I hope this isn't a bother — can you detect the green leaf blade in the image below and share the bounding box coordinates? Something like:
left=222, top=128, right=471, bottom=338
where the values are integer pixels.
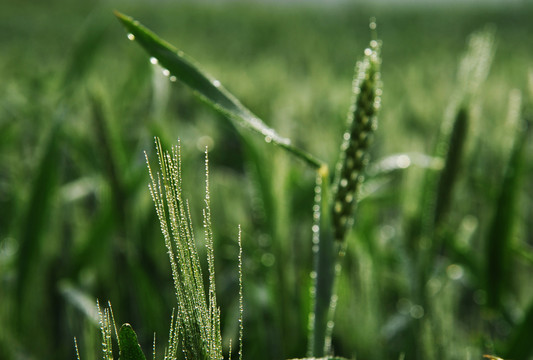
left=118, top=323, right=147, bottom=360
left=114, top=11, right=323, bottom=169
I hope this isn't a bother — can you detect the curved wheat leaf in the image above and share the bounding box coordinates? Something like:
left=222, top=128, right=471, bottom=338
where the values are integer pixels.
left=115, top=11, right=323, bottom=169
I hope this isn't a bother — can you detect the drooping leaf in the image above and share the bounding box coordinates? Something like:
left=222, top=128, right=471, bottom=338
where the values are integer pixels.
left=115, top=11, right=323, bottom=169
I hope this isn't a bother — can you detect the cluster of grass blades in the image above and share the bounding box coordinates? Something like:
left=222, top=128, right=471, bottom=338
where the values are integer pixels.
left=76, top=139, right=244, bottom=360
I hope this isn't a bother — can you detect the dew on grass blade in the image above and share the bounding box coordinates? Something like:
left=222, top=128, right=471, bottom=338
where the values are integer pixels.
left=196, top=136, right=214, bottom=152
left=396, top=298, right=411, bottom=315
left=446, top=264, right=464, bottom=280
left=169, top=75, right=177, bottom=82
left=212, top=79, right=221, bottom=88
left=261, top=253, right=275, bottom=267
left=396, top=154, right=411, bottom=168
left=410, top=305, right=424, bottom=319
left=369, top=17, right=377, bottom=30
left=127, top=33, right=135, bottom=41
left=150, top=57, right=158, bottom=65
left=162, top=69, right=170, bottom=77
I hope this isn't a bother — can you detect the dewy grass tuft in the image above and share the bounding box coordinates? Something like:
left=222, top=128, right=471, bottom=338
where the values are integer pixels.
left=146, top=137, right=243, bottom=360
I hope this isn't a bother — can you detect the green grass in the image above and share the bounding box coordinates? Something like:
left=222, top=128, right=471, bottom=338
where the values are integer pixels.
left=0, top=1, right=532, bottom=359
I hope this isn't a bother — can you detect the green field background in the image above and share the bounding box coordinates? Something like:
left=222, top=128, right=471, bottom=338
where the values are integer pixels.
left=1, top=1, right=532, bottom=359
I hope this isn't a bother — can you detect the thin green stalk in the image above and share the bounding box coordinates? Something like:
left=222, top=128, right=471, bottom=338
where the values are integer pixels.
left=308, top=165, right=335, bottom=358
left=485, top=115, right=530, bottom=310
left=433, top=106, right=469, bottom=229
left=309, top=33, right=381, bottom=357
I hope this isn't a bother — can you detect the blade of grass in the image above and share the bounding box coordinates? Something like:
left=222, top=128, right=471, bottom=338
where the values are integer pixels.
left=62, top=9, right=110, bottom=90
left=16, top=121, right=61, bottom=321
left=308, top=165, right=336, bottom=358
left=433, top=106, right=469, bottom=229
left=118, top=324, right=147, bottom=360
left=114, top=11, right=324, bottom=169
left=504, top=295, right=533, bottom=359
left=485, top=116, right=530, bottom=310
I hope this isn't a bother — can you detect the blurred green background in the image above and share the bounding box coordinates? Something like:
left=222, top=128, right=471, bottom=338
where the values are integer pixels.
left=1, top=0, right=532, bottom=359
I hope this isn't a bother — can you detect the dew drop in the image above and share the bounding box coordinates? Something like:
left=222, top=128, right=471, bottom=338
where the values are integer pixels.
left=410, top=305, right=424, bottom=319
left=346, top=157, right=354, bottom=170
left=334, top=201, right=342, bottom=214
left=150, top=57, right=158, bottom=65
left=345, top=192, right=354, bottom=204
left=396, top=154, right=411, bottom=169
left=169, top=75, right=177, bottom=82
left=369, top=17, right=377, bottom=30
left=162, top=69, right=170, bottom=77
left=127, top=33, right=135, bottom=41
left=212, top=79, right=221, bottom=88
left=264, top=136, right=272, bottom=143
left=261, top=253, right=275, bottom=267
left=446, top=264, right=464, bottom=280
left=339, top=216, right=347, bottom=227
left=340, top=178, right=348, bottom=188
left=396, top=298, right=411, bottom=314
left=364, top=48, right=372, bottom=56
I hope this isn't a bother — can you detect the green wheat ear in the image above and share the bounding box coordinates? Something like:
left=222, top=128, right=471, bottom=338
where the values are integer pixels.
left=331, top=37, right=382, bottom=243
left=146, top=137, right=243, bottom=360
